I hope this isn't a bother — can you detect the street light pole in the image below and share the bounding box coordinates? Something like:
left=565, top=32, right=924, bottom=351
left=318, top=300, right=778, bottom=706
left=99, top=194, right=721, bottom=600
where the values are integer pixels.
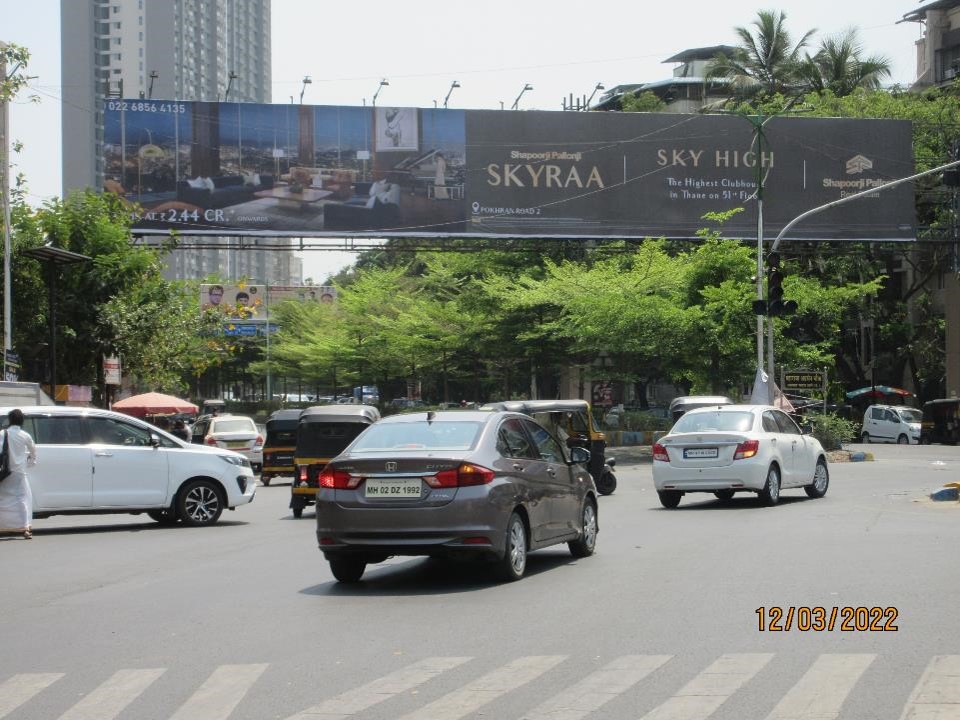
left=511, top=83, right=533, bottom=111
left=299, top=75, right=312, bottom=104
left=443, top=80, right=460, bottom=109
left=764, top=157, right=960, bottom=399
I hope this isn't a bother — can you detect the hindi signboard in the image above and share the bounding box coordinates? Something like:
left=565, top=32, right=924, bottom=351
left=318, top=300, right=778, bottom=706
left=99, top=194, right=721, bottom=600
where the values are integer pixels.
left=783, top=371, right=826, bottom=391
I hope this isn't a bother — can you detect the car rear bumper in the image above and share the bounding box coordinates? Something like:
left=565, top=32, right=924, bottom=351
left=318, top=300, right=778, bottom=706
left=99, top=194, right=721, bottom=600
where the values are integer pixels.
left=653, top=461, right=768, bottom=492
left=315, top=498, right=509, bottom=558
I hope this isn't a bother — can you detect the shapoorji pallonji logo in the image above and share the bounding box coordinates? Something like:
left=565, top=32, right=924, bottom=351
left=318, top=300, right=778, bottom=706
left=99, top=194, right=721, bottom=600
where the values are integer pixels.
left=846, top=155, right=874, bottom=174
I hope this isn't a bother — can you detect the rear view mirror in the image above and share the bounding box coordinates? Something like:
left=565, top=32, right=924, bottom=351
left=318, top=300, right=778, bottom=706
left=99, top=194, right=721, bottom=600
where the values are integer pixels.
left=150, top=433, right=161, bottom=448
left=569, top=446, right=591, bottom=465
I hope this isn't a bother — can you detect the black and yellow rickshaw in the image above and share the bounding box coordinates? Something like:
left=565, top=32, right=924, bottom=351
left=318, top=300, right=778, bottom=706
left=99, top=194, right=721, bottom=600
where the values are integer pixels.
left=260, top=409, right=302, bottom=486
left=482, top=399, right=617, bottom=495
left=290, top=405, right=381, bottom=518
left=921, top=398, right=960, bottom=445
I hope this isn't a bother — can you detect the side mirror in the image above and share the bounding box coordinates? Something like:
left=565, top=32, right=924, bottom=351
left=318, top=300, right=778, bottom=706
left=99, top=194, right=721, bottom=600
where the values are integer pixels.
left=569, top=446, right=591, bottom=465
left=150, top=433, right=161, bottom=448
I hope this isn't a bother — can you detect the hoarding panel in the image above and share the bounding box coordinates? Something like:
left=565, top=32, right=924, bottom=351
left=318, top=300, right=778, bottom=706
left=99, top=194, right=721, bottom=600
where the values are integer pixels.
left=103, top=100, right=915, bottom=241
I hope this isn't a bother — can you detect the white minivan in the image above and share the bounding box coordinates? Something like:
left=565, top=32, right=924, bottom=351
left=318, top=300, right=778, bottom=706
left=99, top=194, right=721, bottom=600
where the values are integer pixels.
left=1, top=406, right=257, bottom=526
left=861, top=404, right=922, bottom=444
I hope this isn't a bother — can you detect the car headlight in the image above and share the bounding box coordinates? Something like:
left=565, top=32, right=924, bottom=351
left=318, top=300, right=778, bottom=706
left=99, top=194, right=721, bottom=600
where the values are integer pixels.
left=219, top=454, right=251, bottom=468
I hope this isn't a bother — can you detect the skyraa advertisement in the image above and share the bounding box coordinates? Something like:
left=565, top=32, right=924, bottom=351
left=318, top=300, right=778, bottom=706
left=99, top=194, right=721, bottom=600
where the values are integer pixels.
left=103, top=100, right=915, bottom=241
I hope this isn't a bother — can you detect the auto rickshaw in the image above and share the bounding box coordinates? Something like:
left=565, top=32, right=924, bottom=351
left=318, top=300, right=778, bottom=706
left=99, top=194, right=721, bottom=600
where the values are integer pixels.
left=261, top=409, right=302, bottom=486
left=921, top=398, right=960, bottom=445
left=290, top=405, right=381, bottom=518
left=481, top=399, right=617, bottom=495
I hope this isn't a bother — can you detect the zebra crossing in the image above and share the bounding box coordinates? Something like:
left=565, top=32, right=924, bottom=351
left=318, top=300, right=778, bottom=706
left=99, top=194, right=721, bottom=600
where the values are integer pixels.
left=0, top=653, right=956, bottom=720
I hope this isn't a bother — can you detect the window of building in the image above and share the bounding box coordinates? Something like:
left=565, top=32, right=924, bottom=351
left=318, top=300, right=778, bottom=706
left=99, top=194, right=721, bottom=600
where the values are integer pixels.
left=113, top=68, right=122, bottom=75
left=113, top=21, right=121, bottom=29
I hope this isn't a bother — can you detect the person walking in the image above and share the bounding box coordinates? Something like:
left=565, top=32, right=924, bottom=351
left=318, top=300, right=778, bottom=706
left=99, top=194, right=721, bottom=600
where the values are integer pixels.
left=0, top=409, right=38, bottom=539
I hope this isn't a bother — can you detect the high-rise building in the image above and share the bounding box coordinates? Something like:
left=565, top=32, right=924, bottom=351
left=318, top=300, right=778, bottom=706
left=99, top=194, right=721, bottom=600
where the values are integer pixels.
left=60, top=0, right=302, bottom=285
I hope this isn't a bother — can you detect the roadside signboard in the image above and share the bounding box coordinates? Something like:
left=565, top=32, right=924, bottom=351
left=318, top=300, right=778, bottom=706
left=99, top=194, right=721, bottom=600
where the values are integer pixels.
left=103, top=356, right=122, bottom=385
left=783, top=371, right=826, bottom=391
left=4, top=350, right=19, bottom=382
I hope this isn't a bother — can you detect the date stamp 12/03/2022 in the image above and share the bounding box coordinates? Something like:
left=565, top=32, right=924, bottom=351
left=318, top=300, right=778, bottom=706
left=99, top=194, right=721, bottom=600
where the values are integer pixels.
left=756, top=607, right=899, bottom=632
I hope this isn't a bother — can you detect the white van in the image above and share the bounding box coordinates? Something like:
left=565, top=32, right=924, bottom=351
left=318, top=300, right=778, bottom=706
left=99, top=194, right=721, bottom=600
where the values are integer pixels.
left=861, top=404, right=922, bottom=444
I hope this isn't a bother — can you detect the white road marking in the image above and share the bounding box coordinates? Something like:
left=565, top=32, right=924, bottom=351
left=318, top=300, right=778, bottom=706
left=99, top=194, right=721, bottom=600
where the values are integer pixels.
left=57, top=668, right=165, bottom=720
left=640, top=653, right=774, bottom=720
left=397, top=655, right=567, bottom=720
left=900, top=655, right=960, bottom=720
left=168, top=664, right=267, bottom=720
left=766, top=654, right=875, bottom=719
left=287, top=656, right=472, bottom=720
left=520, top=654, right=672, bottom=720
left=0, top=673, right=64, bottom=719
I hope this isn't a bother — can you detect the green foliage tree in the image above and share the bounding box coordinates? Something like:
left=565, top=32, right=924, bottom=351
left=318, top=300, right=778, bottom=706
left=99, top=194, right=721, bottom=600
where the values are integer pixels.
left=795, top=29, right=892, bottom=96
left=620, top=91, right=666, bottom=113
left=706, top=10, right=815, bottom=99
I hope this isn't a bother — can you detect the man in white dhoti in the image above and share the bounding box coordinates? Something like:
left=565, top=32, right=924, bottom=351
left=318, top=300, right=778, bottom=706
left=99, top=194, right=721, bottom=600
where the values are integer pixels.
left=0, top=409, right=38, bottom=539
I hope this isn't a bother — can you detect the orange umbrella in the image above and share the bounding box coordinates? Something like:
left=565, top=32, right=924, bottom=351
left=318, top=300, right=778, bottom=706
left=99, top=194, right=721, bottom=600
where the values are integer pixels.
left=113, top=392, right=199, bottom=418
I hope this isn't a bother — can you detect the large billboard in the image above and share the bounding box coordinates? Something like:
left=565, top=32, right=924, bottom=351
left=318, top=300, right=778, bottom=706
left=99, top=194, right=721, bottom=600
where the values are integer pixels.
left=103, top=99, right=916, bottom=241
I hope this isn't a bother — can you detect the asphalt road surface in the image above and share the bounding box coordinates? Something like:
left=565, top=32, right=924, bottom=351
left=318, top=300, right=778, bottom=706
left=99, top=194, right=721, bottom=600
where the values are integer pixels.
left=2, top=443, right=960, bottom=719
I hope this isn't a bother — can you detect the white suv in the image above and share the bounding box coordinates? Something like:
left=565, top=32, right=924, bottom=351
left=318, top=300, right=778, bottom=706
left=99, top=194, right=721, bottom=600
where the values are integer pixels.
left=2, top=406, right=256, bottom=526
left=861, top=404, right=922, bottom=444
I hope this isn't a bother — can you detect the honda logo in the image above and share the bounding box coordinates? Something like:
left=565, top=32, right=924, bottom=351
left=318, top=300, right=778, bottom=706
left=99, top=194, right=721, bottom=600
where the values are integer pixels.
left=385, top=461, right=397, bottom=472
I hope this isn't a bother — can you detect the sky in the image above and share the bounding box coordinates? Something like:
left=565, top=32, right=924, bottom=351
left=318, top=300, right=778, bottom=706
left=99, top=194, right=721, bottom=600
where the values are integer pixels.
left=3, top=0, right=926, bottom=281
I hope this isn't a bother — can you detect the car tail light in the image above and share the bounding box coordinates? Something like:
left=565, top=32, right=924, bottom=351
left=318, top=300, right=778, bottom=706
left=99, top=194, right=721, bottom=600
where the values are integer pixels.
left=427, top=463, right=495, bottom=488
left=255, top=434, right=264, bottom=447
left=205, top=436, right=218, bottom=446
left=299, top=465, right=308, bottom=483
left=652, top=443, right=670, bottom=462
left=319, top=467, right=361, bottom=489
left=734, top=439, right=760, bottom=460
left=463, top=536, right=491, bottom=545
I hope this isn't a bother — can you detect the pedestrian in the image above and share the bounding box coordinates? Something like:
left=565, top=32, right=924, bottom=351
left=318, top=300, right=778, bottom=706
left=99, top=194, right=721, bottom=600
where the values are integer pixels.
left=0, top=409, right=38, bottom=540
left=172, top=419, right=191, bottom=442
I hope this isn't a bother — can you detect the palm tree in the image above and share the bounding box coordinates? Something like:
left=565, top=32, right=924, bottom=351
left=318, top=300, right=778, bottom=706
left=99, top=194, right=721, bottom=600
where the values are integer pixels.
left=707, top=10, right=815, bottom=99
left=796, top=29, right=892, bottom=96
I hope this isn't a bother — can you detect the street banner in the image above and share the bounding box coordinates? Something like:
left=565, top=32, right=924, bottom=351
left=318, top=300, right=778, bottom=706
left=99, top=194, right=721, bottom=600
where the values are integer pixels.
left=267, top=285, right=337, bottom=304
left=200, top=283, right=267, bottom=320
left=4, top=350, right=19, bottom=382
left=103, top=100, right=916, bottom=242
left=103, top=356, right=121, bottom=385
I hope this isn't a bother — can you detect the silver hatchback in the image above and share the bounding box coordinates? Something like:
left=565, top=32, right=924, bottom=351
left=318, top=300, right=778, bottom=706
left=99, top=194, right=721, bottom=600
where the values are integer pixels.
left=315, top=410, right=599, bottom=583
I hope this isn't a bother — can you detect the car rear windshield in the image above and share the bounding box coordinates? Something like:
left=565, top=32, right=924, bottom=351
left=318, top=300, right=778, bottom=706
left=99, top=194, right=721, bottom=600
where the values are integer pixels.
left=350, top=421, right=483, bottom=452
left=213, top=419, right=256, bottom=433
left=672, top=411, right=754, bottom=433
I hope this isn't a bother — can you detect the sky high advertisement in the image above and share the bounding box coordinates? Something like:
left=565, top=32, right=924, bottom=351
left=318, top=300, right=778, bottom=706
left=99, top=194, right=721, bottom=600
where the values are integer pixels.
left=103, top=100, right=915, bottom=241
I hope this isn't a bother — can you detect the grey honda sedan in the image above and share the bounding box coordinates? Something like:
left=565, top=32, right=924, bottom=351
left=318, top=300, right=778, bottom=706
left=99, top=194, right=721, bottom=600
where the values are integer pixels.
left=315, top=410, right=599, bottom=583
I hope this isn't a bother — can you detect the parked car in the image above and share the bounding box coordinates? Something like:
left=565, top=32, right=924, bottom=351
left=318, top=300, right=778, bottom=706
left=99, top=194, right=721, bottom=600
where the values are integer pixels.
left=389, top=398, right=428, bottom=409
left=0, top=406, right=256, bottom=526
left=191, top=414, right=263, bottom=472
left=652, top=404, right=829, bottom=508
left=314, top=410, right=598, bottom=583
left=861, top=404, right=922, bottom=445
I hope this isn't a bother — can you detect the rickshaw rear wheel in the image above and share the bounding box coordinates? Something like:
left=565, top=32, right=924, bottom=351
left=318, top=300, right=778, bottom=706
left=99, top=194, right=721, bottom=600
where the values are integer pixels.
left=596, top=471, right=617, bottom=495
left=261, top=476, right=271, bottom=486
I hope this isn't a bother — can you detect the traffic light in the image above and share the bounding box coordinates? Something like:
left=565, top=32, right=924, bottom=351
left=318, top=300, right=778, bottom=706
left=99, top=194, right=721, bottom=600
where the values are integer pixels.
left=766, top=251, right=797, bottom=317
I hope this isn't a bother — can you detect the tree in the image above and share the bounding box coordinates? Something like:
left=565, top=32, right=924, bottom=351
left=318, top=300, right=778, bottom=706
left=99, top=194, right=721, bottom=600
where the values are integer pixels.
left=796, top=29, right=891, bottom=96
left=621, top=91, right=666, bottom=113
left=707, top=10, right=815, bottom=99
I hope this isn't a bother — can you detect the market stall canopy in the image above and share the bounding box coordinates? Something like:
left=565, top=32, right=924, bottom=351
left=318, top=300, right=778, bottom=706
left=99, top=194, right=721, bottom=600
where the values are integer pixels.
left=113, top=392, right=199, bottom=418
left=845, top=386, right=913, bottom=400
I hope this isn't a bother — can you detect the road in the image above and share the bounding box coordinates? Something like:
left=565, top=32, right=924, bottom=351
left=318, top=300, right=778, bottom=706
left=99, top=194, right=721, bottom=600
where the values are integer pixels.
left=1, top=443, right=960, bottom=719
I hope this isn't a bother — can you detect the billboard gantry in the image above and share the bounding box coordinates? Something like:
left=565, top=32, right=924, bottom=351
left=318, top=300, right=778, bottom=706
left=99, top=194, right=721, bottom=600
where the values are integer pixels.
left=103, top=99, right=916, bottom=241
